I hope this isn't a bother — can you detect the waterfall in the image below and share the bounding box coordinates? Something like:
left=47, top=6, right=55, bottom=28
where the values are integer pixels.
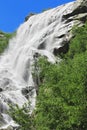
left=0, top=1, right=75, bottom=128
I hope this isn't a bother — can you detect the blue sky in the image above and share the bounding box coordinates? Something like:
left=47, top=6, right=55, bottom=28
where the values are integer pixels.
left=0, top=0, right=74, bottom=32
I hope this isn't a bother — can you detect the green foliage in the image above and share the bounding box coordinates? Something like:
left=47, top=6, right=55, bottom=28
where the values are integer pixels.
left=9, top=103, right=35, bottom=130
left=0, top=31, right=15, bottom=54
left=35, top=54, right=87, bottom=130
left=67, top=23, right=87, bottom=58
left=35, top=22, right=87, bottom=130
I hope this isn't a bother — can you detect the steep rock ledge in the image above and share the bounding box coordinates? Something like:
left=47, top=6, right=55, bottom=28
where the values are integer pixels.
left=0, top=0, right=87, bottom=129
left=54, top=0, right=87, bottom=55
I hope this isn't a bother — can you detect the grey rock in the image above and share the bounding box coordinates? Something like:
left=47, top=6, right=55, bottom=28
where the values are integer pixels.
left=0, top=34, right=4, bottom=38
left=0, top=0, right=87, bottom=129
left=0, top=126, right=13, bottom=130
left=25, top=13, right=35, bottom=21
left=0, top=125, right=19, bottom=130
left=0, top=88, right=3, bottom=92
left=22, top=86, right=36, bottom=99
left=63, top=0, right=87, bottom=20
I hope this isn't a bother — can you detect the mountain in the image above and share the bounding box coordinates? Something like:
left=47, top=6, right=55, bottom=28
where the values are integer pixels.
left=0, top=0, right=87, bottom=129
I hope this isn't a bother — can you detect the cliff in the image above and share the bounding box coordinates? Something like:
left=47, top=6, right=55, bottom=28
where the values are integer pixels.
left=0, top=0, right=87, bottom=129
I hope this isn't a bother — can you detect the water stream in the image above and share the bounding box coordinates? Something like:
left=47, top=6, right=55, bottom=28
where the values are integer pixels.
left=0, top=1, right=75, bottom=128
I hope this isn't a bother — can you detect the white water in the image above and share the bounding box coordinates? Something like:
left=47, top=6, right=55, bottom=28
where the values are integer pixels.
left=0, top=1, right=75, bottom=128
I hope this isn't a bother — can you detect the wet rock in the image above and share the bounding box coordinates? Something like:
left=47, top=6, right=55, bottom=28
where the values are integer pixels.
left=0, top=0, right=87, bottom=129
left=63, top=0, right=87, bottom=20
left=0, top=125, right=19, bottom=130
left=0, top=88, right=3, bottom=92
left=0, top=126, right=13, bottom=130
left=0, top=34, right=4, bottom=38
left=25, top=13, right=35, bottom=21
left=53, top=43, right=69, bottom=56
left=22, top=86, right=35, bottom=99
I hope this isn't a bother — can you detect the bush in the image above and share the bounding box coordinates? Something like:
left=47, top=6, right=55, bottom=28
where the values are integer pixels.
left=0, top=31, right=15, bottom=54
left=35, top=22, right=87, bottom=130
left=67, top=23, right=87, bottom=58
left=35, top=52, right=87, bottom=130
left=9, top=103, right=35, bottom=130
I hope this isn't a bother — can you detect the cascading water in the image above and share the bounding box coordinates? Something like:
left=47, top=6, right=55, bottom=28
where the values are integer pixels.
left=0, top=1, right=76, bottom=129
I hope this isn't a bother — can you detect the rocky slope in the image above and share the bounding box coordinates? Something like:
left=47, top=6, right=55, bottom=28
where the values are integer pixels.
left=0, top=0, right=87, bottom=129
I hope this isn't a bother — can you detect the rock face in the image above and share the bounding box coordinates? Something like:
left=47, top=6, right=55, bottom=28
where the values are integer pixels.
left=25, top=13, right=35, bottom=22
left=0, top=0, right=87, bottom=129
left=64, top=0, right=87, bottom=19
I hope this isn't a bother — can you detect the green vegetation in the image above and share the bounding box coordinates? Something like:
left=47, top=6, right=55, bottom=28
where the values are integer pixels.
left=9, top=103, right=35, bottom=130
left=35, top=54, right=87, bottom=130
left=35, top=22, right=87, bottom=130
left=9, top=22, right=87, bottom=130
left=0, top=31, right=15, bottom=54
left=67, top=23, right=87, bottom=58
